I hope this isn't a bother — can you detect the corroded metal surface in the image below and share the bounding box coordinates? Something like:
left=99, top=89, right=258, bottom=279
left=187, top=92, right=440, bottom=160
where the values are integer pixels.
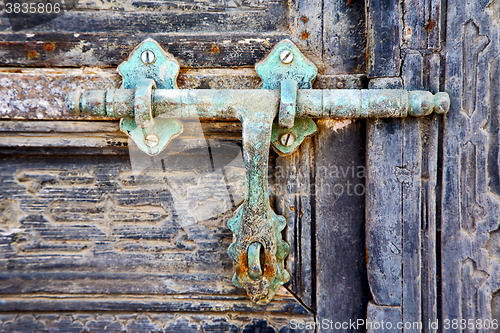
left=116, top=39, right=183, bottom=155
left=279, top=79, right=298, bottom=129
left=66, top=86, right=449, bottom=304
left=226, top=93, right=290, bottom=304
left=68, top=89, right=450, bottom=119
left=255, top=39, right=319, bottom=155
left=0, top=68, right=364, bottom=120
left=117, top=38, right=180, bottom=90
left=255, top=40, right=317, bottom=90
left=63, top=38, right=451, bottom=305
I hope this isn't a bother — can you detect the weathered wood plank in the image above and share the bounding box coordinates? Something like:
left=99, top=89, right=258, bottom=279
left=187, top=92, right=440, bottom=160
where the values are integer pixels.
left=401, top=116, right=422, bottom=333
left=441, top=0, right=500, bottom=328
left=420, top=112, right=439, bottom=333
left=366, top=115, right=403, bottom=306
left=403, top=0, right=427, bottom=49
left=0, top=311, right=310, bottom=332
left=72, top=0, right=272, bottom=11
left=427, top=0, right=442, bottom=49
left=0, top=134, right=311, bottom=317
left=366, top=302, right=402, bottom=333
left=323, top=0, right=366, bottom=74
left=0, top=294, right=310, bottom=314
left=0, top=120, right=244, bottom=155
left=275, top=138, right=314, bottom=309
left=0, top=153, right=243, bottom=294
left=289, top=0, right=323, bottom=67
left=0, top=120, right=243, bottom=134
left=366, top=0, right=400, bottom=77
left=0, top=33, right=289, bottom=68
left=366, top=77, right=404, bottom=309
left=402, top=0, right=442, bottom=50
left=12, top=8, right=287, bottom=34
left=401, top=52, right=423, bottom=333
left=315, top=119, right=370, bottom=331
left=420, top=51, right=443, bottom=333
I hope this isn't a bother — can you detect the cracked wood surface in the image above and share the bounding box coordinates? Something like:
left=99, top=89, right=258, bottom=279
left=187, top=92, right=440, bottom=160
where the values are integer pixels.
left=0, top=0, right=366, bottom=73
left=366, top=0, right=500, bottom=331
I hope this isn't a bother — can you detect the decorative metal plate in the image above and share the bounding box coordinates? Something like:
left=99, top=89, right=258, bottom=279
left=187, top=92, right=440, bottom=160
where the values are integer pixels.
left=255, top=39, right=318, bottom=155
left=117, top=38, right=183, bottom=155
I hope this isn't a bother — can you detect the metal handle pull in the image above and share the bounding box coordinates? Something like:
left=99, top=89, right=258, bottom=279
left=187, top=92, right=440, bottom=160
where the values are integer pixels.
left=65, top=38, right=450, bottom=305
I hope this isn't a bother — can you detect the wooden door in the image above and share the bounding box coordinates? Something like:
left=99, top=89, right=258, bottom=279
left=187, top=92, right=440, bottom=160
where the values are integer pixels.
left=1, top=0, right=499, bottom=332
left=0, top=0, right=369, bottom=331
left=364, top=0, right=500, bottom=332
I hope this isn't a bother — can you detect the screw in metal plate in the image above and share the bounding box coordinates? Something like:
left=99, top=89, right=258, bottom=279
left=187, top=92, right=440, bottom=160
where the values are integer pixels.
left=279, top=50, right=294, bottom=64
left=280, top=133, right=295, bottom=147
left=145, top=134, right=159, bottom=147
left=141, top=50, right=155, bottom=64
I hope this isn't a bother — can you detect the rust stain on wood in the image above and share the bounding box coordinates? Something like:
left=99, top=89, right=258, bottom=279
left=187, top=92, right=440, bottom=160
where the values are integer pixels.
left=43, top=43, right=55, bottom=52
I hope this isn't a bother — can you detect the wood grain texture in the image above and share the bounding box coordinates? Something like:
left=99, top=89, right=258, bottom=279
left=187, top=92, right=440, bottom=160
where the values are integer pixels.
left=366, top=0, right=452, bottom=329
left=315, top=119, right=370, bottom=332
left=0, top=32, right=289, bottom=68
left=366, top=302, right=402, bottom=333
left=366, top=0, right=400, bottom=77
left=0, top=148, right=312, bottom=318
left=275, top=138, right=314, bottom=310
left=402, top=0, right=442, bottom=50
left=0, top=312, right=311, bottom=332
left=0, top=0, right=372, bottom=329
left=289, top=0, right=323, bottom=68
left=0, top=0, right=368, bottom=73
left=323, top=0, right=366, bottom=74
left=366, top=77, right=404, bottom=310
left=401, top=53, right=423, bottom=333
left=420, top=113, right=439, bottom=333
left=442, top=0, right=500, bottom=328
left=366, top=115, right=403, bottom=307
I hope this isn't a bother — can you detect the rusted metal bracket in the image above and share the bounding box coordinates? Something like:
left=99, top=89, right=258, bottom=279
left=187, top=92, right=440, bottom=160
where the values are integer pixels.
left=65, top=38, right=450, bottom=305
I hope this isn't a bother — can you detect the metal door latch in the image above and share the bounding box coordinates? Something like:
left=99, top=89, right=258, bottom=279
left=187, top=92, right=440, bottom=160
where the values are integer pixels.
left=65, top=38, right=450, bottom=305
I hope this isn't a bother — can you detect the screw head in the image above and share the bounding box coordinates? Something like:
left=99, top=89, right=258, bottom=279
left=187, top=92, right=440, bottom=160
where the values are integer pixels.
left=280, top=133, right=295, bottom=147
left=141, top=50, right=155, bottom=64
left=279, top=50, right=294, bottom=64
left=336, top=81, right=344, bottom=89
left=145, top=134, right=159, bottom=147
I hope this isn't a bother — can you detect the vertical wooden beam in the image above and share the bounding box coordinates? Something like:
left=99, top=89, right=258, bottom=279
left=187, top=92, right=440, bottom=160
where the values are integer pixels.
left=420, top=53, right=441, bottom=333
left=442, top=0, right=500, bottom=328
left=315, top=119, right=370, bottom=332
left=323, top=0, right=366, bottom=73
left=366, top=114, right=403, bottom=307
left=366, top=78, right=404, bottom=332
left=401, top=53, right=423, bottom=333
left=366, top=0, right=401, bottom=77
left=290, top=0, right=323, bottom=65
left=276, top=139, right=314, bottom=309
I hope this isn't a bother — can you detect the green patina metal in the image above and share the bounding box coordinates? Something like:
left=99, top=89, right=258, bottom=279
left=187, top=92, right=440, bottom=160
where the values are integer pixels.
left=117, top=38, right=183, bottom=155
left=117, top=38, right=180, bottom=90
left=278, top=79, right=297, bottom=129
left=255, top=39, right=319, bottom=155
left=247, top=242, right=263, bottom=280
left=120, top=117, right=183, bottom=156
left=255, top=40, right=317, bottom=90
left=270, top=118, right=318, bottom=155
left=64, top=38, right=452, bottom=305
